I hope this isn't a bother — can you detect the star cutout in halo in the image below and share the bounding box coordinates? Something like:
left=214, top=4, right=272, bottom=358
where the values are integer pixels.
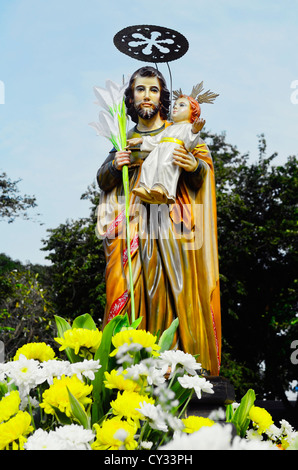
left=113, top=25, right=189, bottom=63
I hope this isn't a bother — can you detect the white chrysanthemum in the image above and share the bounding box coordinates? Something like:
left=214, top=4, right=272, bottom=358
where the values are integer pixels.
left=125, top=359, right=166, bottom=387
left=231, top=435, right=276, bottom=450
left=161, top=423, right=276, bottom=451
left=41, top=359, right=72, bottom=384
left=53, top=425, right=95, bottom=449
left=24, top=429, right=72, bottom=450
left=69, top=360, right=101, bottom=381
left=153, top=384, right=178, bottom=411
left=165, top=413, right=184, bottom=433
left=246, top=428, right=264, bottom=441
left=161, top=423, right=234, bottom=450
left=137, top=402, right=168, bottom=432
left=140, top=441, right=153, bottom=450
left=24, top=425, right=95, bottom=450
left=114, top=343, right=143, bottom=365
left=208, top=407, right=226, bottom=421
left=3, top=355, right=45, bottom=398
left=157, top=350, right=201, bottom=377
left=279, top=419, right=298, bottom=446
left=178, top=375, right=214, bottom=399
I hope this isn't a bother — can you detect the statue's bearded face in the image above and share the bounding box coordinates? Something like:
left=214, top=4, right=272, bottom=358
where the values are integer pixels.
left=133, top=75, right=161, bottom=120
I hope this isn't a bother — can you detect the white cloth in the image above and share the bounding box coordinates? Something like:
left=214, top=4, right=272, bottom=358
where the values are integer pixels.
left=139, top=123, right=201, bottom=201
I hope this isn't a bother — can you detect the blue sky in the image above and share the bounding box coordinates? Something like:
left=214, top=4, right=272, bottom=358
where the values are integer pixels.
left=0, top=0, right=297, bottom=265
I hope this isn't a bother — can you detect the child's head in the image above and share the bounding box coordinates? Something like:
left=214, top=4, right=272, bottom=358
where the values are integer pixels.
left=172, top=95, right=201, bottom=123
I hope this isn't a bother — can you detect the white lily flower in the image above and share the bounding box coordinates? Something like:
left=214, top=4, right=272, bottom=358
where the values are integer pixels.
left=93, top=85, right=115, bottom=114
left=106, top=79, right=128, bottom=113
left=93, top=79, right=128, bottom=115
left=91, top=79, right=128, bottom=151
left=89, top=110, right=123, bottom=149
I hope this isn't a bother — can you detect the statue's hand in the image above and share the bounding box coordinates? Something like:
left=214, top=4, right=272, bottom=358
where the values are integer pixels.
left=114, top=150, right=131, bottom=170
left=172, top=146, right=198, bottom=172
left=126, top=137, right=142, bottom=147
left=192, top=117, right=206, bottom=134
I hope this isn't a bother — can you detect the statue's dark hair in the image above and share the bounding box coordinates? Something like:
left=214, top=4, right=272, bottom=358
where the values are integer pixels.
left=124, top=66, right=171, bottom=123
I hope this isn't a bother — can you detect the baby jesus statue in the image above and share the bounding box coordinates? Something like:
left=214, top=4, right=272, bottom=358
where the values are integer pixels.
left=127, top=95, right=206, bottom=204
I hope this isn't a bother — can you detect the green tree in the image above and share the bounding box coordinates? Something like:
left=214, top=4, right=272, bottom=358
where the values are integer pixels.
left=0, top=266, right=55, bottom=359
left=41, top=184, right=106, bottom=324
left=0, top=172, right=39, bottom=223
left=208, top=132, right=298, bottom=402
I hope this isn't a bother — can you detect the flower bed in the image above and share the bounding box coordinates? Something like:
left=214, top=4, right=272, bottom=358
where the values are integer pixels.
left=0, top=313, right=297, bottom=450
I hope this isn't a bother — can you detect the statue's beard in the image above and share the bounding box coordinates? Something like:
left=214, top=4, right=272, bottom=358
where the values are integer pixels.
left=134, top=102, right=160, bottom=120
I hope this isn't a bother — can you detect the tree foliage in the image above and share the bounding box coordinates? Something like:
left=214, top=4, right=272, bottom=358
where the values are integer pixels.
left=0, top=172, right=38, bottom=223
left=41, top=187, right=106, bottom=324
left=205, top=131, right=298, bottom=400
left=0, top=259, right=55, bottom=359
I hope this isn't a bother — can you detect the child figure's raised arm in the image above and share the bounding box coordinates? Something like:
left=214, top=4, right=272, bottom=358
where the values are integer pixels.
left=192, top=117, right=206, bottom=134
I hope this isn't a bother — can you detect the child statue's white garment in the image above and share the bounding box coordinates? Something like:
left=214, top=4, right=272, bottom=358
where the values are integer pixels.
left=137, top=123, right=201, bottom=203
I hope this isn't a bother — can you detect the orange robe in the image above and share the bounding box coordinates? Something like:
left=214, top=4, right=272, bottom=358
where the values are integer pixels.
left=96, top=123, right=221, bottom=375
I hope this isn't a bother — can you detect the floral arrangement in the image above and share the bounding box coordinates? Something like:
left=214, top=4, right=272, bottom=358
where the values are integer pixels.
left=0, top=313, right=297, bottom=451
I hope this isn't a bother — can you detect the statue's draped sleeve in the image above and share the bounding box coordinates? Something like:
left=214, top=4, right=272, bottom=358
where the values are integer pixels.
left=96, top=124, right=221, bottom=375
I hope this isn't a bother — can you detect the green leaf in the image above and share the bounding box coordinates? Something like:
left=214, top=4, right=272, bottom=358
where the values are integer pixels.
left=158, top=318, right=179, bottom=352
left=230, top=388, right=256, bottom=437
left=130, top=316, right=143, bottom=330
left=72, top=313, right=97, bottom=330
left=225, top=403, right=234, bottom=422
left=50, top=405, right=72, bottom=425
left=0, top=382, right=8, bottom=399
left=54, top=315, right=71, bottom=337
left=67, top=387, right=90, bottom=429
left=112, top=313, right=130, bottom=334
left=54, top=315, right=80, bottom=363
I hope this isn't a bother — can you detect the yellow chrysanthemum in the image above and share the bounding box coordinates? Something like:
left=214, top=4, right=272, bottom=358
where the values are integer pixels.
left=111, top=390, right=155, bottom=426
left=91, top=417, right=138, bottom=450
left=40, top=374, right=93, bottom=417
left=110, top=329, right=160, bottom=357
left=0, top=390, right=21, bottom=424
left=182, top=415, right=215, bottom=433
left=55, top=328, right=102, bottom=355
left=104, top=369, right=141, bottom=392
left=14, top=342, right=56, bottom=362
left=249, top=406, right=274, bottom=434
left=0, top=411, right=33, bottom=450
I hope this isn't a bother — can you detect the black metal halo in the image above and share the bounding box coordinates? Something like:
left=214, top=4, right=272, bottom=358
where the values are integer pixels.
left=113, top=25, right=189, bottom=63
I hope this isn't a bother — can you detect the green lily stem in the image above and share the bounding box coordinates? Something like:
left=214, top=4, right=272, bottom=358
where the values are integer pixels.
left=178, top=390, right=194, bottom=419
left=122, top=164, right=135, bottom=324
left=27, top=394, right=36, bottom=431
